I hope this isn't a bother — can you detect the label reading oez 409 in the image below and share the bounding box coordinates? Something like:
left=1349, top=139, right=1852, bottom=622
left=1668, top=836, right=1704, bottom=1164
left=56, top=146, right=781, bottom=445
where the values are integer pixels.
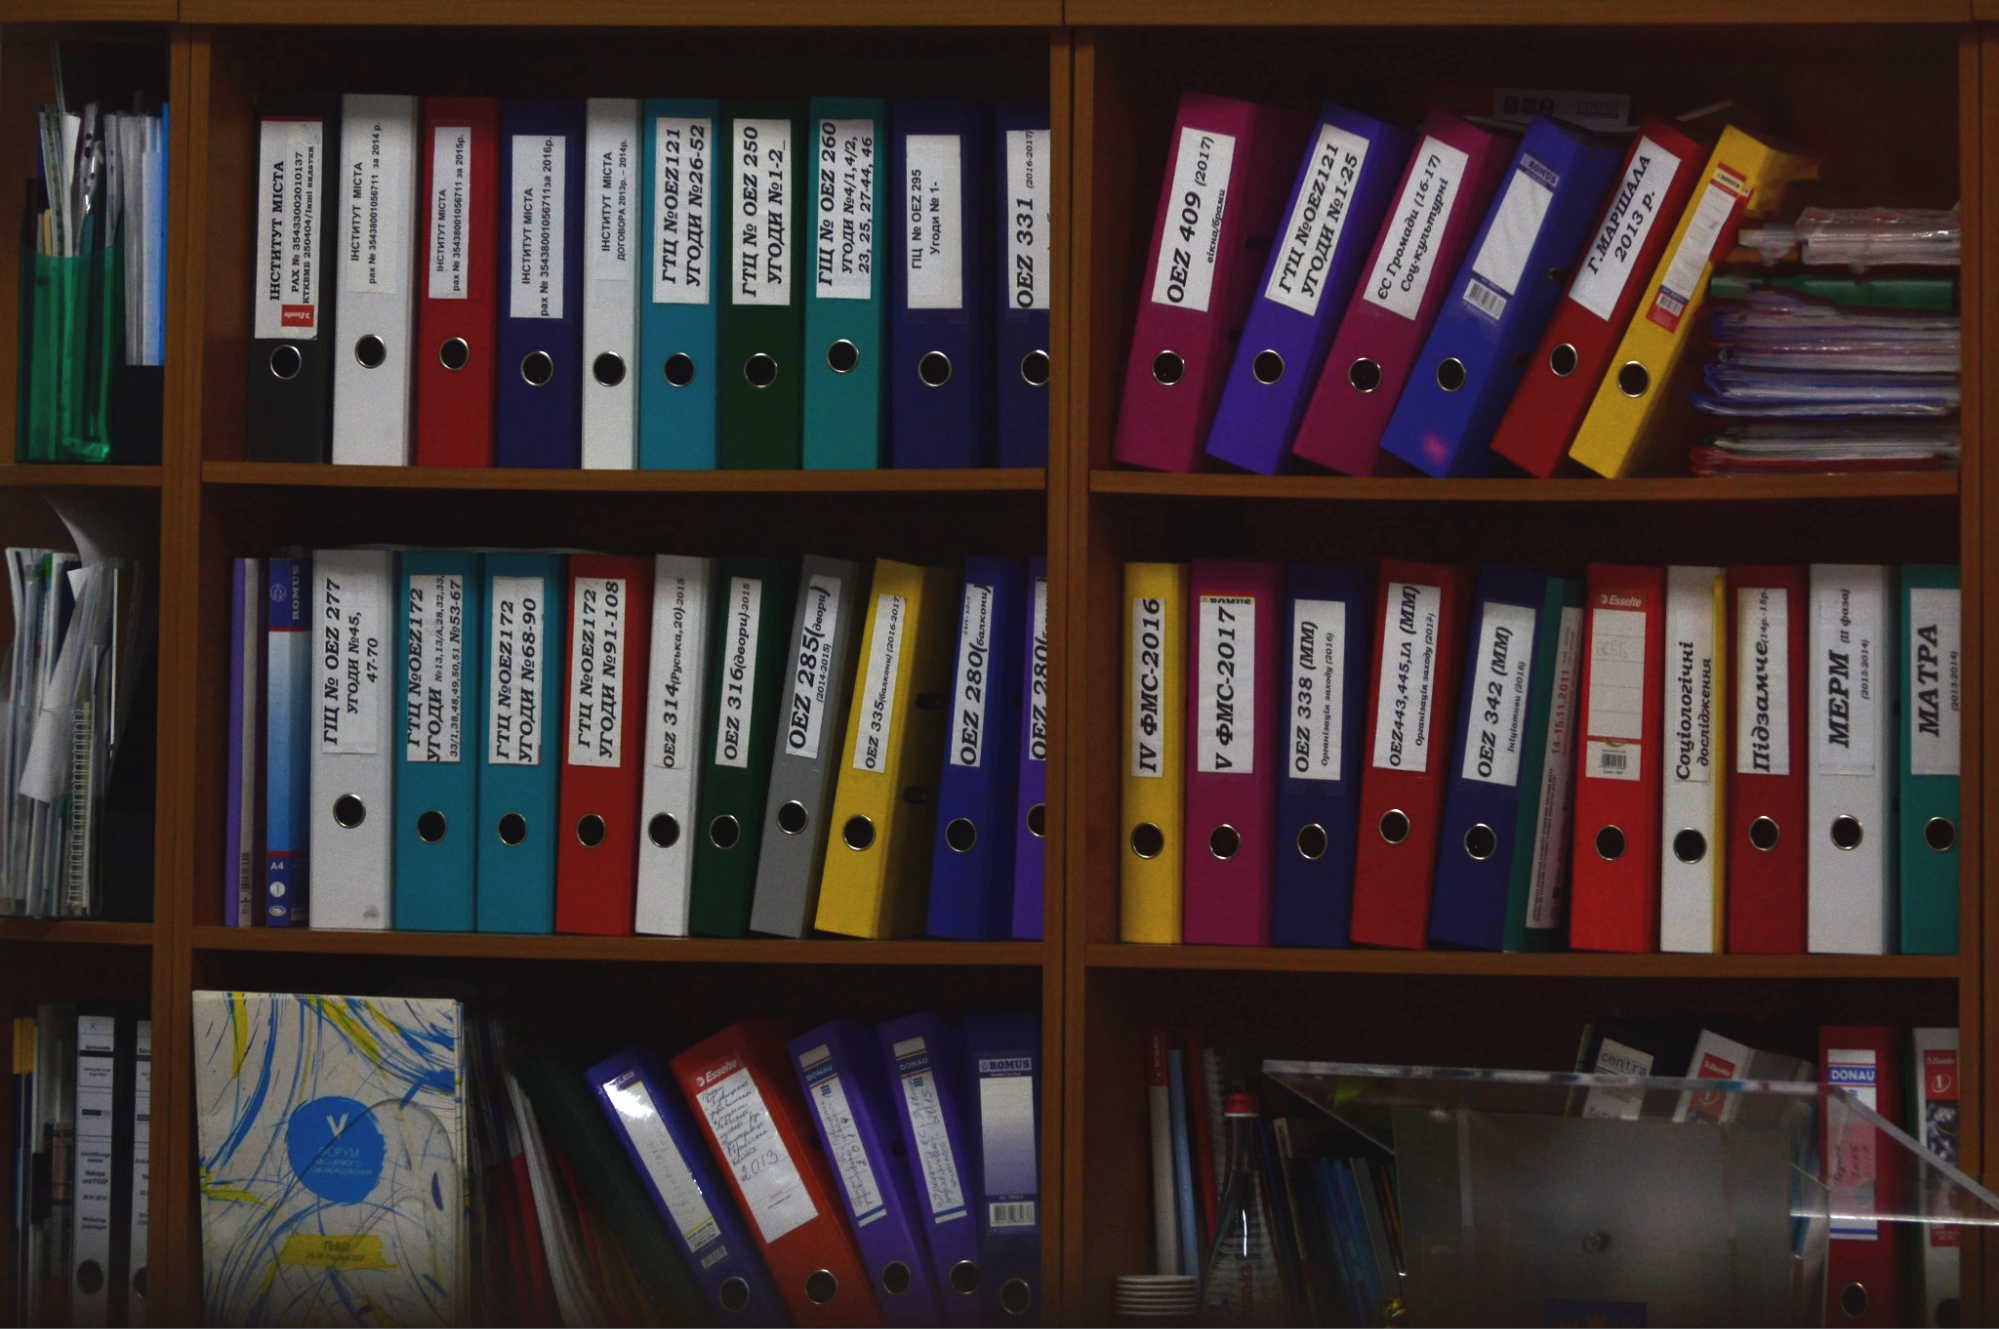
left=1150, top=126, right=1237, bottom=315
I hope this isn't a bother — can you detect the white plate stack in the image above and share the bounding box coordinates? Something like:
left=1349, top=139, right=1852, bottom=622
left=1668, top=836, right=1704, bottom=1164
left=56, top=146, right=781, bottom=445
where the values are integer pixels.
left=1115, top=1273, right=1201, bottom=1325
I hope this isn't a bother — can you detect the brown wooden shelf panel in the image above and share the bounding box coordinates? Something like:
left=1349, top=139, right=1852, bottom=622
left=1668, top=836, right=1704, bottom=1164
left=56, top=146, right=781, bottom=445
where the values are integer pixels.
left=0, top=918, right=153, bottom=946
left=0, top=464, right=164, bottom=489
left=191, top=925, right=1044, bottom=967
left=1067, top=0, right=1967, bottom=22
left=204, top=461, right=1047, bottom=495
left=1090, top=470, right=1960, bottom=503
left=1085, top=943, right=1961, bottom=980
left=180, top=0, right=1062, bottom=24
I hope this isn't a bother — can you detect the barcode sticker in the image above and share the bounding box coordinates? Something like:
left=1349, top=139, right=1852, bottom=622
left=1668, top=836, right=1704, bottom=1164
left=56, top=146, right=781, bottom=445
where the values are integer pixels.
left=990, top=1200, right=1036, bottom=1229
left=1586, top=739, right=1641, bottom=782
left=1648, top=170, right=1746, bottom=333
left=1463, top=277, right=1508, bottom=321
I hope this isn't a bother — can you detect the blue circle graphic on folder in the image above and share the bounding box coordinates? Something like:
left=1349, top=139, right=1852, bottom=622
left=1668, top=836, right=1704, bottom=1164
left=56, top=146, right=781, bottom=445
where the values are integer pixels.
left=286, top=1096, right=386, bottom=1203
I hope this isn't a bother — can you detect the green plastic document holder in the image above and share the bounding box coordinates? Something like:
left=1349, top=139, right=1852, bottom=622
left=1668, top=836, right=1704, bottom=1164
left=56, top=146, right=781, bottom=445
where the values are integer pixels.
left=17, top=240, right=121, bottom=464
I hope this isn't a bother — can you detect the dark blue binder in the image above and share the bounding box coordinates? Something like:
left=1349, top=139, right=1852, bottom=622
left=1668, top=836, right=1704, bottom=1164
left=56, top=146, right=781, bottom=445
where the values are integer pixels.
left=1380, top=115, right=1624, bottom=477
left=496, top=100, right=586, bottom=468
left=993, top=99, right=1051, bottom=468
left=965, top=1011, right=1040, bottom=1324
left=890, top=100, right=994, bottom=468
left=586, top=1048, right=788, bottom=1326
left=1430, top=563, right=1553, bottom=950
left=1269, top=563, right=1373, bottom=948
left=876, top=1012, right=981, bottom=1328
left=927, top=557, right=1028, bottom=940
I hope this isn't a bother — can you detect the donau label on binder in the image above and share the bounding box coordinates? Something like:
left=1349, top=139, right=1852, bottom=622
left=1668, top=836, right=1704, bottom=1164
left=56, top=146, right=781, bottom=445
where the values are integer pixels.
left=799, top=1045, right=888, bottom=1223
left=1567, top=135, right=1685, bottom=322
left=1463, top=602, right=1536, bottom=787
left=1584, top=606, right=1645, bottom=782
left=949, top=583, right=995, bottom=768
left=404, top=573, right=465, bottom=764
left=568, top=577, right=627, bottom=769
left=1462, top=154, right=1557, bottom=324
left=1649, top=165, right=1748, bottom=333
left=1909, top=588, right=1961, bottom=776
left=1266, top=123, right=1371, bottom=318
left=1813, top=580, right=1880, bottom=777
left=716, top=576, right=764, bottom=769
left=892, top=1036, right=967, bottom=1222
left=344, top=113, right=413, bottom=296
left=1665, top=593, right=1716, bottom=787
left=694, top=1065, right=819, bottom=1243
left=733, top=119, right=793, bottom=307
left=817, top=119, right=876, bottom=301
left=1528, top=605, right=1584, bottom=929
left=653, top=117, right=712, bottom=305
left=1287, top=598, right=1347, bottom=782
left=652, top=573, right=704, bottom=771
left=785, top=573, right=844, bottom=761
left=1131, top=596, right=1168, bottom=778
left=604, top=1074, right=725, bottom=1255
left=906, top=134, right=965, bottom=309
left=257, top=119, right=324, bottom=338
left=428, top=125, right=475, bottom=300
left=1026, top=578, right=1049, bottom=764
left=591, top=125, right=637, bottom=283
left=1006, top=128, right=1049, bottom=312
left=1371, top=582, right=1442, bottom=772
left=1197, top=594, right=1256, bottom=774
left=1151, top=126, right=1238, bottom=314
left=488, top=575, right=547, bottom=767
left=854, top=593, right=908, bottom=773
left=1364, top=137, right=1470, bottom=321
left=511, top=134, right=568, bottom=319
left=320, top=570, right=385, bottom=753
left=1737, top=587, right=1792, bottom=776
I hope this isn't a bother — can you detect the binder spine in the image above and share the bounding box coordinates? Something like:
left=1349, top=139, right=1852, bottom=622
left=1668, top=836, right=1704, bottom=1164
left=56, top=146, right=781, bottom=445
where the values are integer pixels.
left=877, top=1014, right=981, bottom=1328
left=638, top=99, right=722, bottom=470
left=635, top=556, right=717, bottom=936
left=1659, top=566, right=1725, bottom=954
left=1899, top=565, right=1960, bottom=954
left=717, top=103, right=807, bottom=469
left=803, top=97, right=890, bottom=470
left=309, top=549, right=398, bottom=929
left=581, top=99, right=642, bottom=470
left=1806, top=564, right=1897, bottom=955
left=966, top=1012, right=1041, bottom=1325
left=330, top=94, right=420, bottom=467
left=224, top=559, right=262, bottom=928
left=1012, top=558, right=1051, bottom=940
left=415, top=97, right=501, bottom=467
left=476, top=554, right=568, bottom=934
left=246, top=103, right=339, bottom=463
left=393, top=552, right=483, bottom=932
left=264, top=556, right=312, bottom=927
left=495, top=100, right=587, bottom=468
left=70, top=1010, right=115, bottom=1327
left=1503, top=576, right=1583, bottom=952
left=994, top=99, right=1052, bottom=469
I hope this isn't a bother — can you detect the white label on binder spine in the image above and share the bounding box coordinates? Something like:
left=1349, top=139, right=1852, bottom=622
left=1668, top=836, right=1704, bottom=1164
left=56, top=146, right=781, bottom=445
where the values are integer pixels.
left=1197, top=595, right=1256, bottom=775
left=853, top=593, right=907, bottom=773
left=568, top=577, right=627, bottom=769
left=1665, top=575, right=1717, bottom=787
left=1364, top=137, right=1469, bottom=322
left=694, top=1065, right=818, bottom=1245
left=488, top=576, right=546, bottom=766
left=319, top=565, right=385, bottom=754
left=1266, top=124, right=1370, bottom=317
left=592, top=123, right=636, bottom=282
left=715, top=577, right=763, bottom=769
left=345, top=109, right=412, bottom=296
left=428, top=125, right=473, bottom=300
left=817, top=118, right=876, bottom=301
left=404, top=573, right=464, bottom=764
left=785, top=574, right=844, bottom=762
left=1287, top=598, right=1346, bottom=782
left=1736, top=587, right=1791, bottom=776
left=1150, top=126, right=1237, bottom=314
left=799, top=1045, right=887, bottom=1227
left=653, top=116, right=712, bottom=306
left=1371, top=582, right=1443, bottom=773
left=733, top=118, right=792, bottom=307
left=1909, top=587, right=1961, bottom=777
left=1649, top=169, right=1746, bottom=333
left=1528, top=605, right=1584, bottom=930
left=1463, top=601, right=1537, bottom=787
left=651, top=572, right=706, bottom=771
left=950, top=583, right=996, bottom=768
left=1131, top=596, right=1169, bottom=779
left=1567, top=135, right=1683, bottom=323
left=1007, top=128, right=1049, bottom=311
left=892, top=1035, right=968, bottom=1222
left=1465, top=153, right=1557, bottom=322
left=258, top=118, right=324, bottom=339
left=1027, top=578, right=1049, bottom=764
left=602, top=1074, right=723, bottom=1257
left=1813, top=576, right=1879, bottom=778
left=1582, top=1038, right=1653, bottom=1121
left=905, top=134, right=964, bottom=310
left=511, top=134, right=567, bottom=319
left=1584, top=605, right=1647, bottom=782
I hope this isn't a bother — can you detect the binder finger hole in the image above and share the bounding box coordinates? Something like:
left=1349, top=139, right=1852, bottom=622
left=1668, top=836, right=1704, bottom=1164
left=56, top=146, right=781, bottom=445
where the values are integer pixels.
left=1749, top=815, right=1781, bottom=851
left=76, top=1262, right=103, bottom=1296
left=1000, top=1278, right=1032, bottom=1315
left=269, top=344, right=303, bottom=380
left=592, top=352, right=626, bottom=387
left=1463, top=823, right=1498, bottom=861
left=744, top=352, right=778, bottom=388
left=1830, top=815, right=1864, bottom=851
left=719, top=1278, right=750, bottom=1313
left=919, top=350, right=953, bottom=387
left=1378, top=809, right=1409, bottom=845
left=1594, top=825, right=1626, bottom=861
left=1208, top=824, right=1240, bottom=860
left=498, top=813, right=528, bottom=846
left=1130, top=822, right=1164, bottom=860
left=949, top=1260, right=981, bottom=1295
left=881, top=1262, right=912, bottom=1297
left=777, top=801, right=809, bottom=835
left=576, top=814, right=606, bottom=848
left=805, top=1271, right=839, bottom=1306
left=1151, top=350, right=1184, bottom=386
left=843, top=815, right=876, bottom=851
left=1616, top=360, right=1650, bottom=398
left=438, top=337, right=470, bottom=372
left=946, top=817, right=978, bottom=852
left=1926, top=816, right=1957, bottom=852
left=1840, top=1283, right=1869, bottom=1319
left=1295, top=823, right=1328, bottom=861
left=1673, top=828, right=1708, bottom=864
left=663, top=352, right=697, bottom=387
left=333, top=794, right=366, bottom=830
left=1026, top=803, right=1046, bottom=838
left=354, top=334, right=387, bottom=369
left=1020, top=349, right=1051, bottom=387
left=1252, top=350, right=1284, bottom=385
left=520, top=350, right=555, bottom=387
left=1435, top=357, right=1467, bottom=392
left=1348, top=357, right=1382, bottom=393
left=416, top=810, right=447, bottom=845
left=1549, top=342, right=1578, bottom=377
left=827, top=339, right=860, bottom=374
left=647, top=813, right=680, bottom=849
left=709, top=814, right=741, bottom=850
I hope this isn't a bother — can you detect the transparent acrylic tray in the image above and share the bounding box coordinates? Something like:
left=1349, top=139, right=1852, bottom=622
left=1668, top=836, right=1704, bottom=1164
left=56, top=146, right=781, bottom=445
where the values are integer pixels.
left=1262, top=1060, right=1998, bottom=1327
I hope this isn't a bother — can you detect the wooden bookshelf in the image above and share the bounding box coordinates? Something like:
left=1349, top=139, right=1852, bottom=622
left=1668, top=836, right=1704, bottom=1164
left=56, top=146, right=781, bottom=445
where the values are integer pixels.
left=1, top=4, right=1991, bottom=1325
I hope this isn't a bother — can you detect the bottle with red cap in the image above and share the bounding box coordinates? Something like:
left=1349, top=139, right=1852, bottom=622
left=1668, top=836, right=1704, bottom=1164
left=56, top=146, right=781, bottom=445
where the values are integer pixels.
left=1199, top=1092, right=1290, bottom=1326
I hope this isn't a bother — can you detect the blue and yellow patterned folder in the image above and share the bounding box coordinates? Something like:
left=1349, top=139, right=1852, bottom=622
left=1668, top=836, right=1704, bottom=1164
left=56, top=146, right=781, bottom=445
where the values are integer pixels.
left=193, top=992, right=465, bottom=1328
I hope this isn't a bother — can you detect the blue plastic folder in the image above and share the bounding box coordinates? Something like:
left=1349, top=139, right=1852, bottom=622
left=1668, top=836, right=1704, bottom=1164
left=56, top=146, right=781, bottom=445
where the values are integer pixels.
left=994, top=98, right=1052, bottom=468
left=476, top=553, right=567, bottom=933
left=790, top=1021, right=944, bottom=1327
left=394, top=551, right=483, bottom=932
left=1381, top=116, right=1623, bottom=477
left=587, top=1047, right=786, bottom=1326
left=928, top=557, right=1028, bottom=940
left=966, top=1011, right=1041, bottom=1324
left=1430, top=563, right=1553, bottom=950
left=638, top=99, right=721, bottom=470
left=803, top=98, right=890, bottom=469
left=264, top=555, right=312, bottom=927
left=890, top=100, right=994, bottom=468
left=1269, top=564, right=1373, bottom=948
left=496, top=100, right=586, bottom=468
left=876, top=1012, right=981, bottom=1328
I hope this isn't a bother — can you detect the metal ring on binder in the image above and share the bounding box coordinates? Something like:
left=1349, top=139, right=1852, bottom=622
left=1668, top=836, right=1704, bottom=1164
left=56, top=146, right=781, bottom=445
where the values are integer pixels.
left=1463, top=823, right=1498, bottom=861
left=332, top=795, right=366, bottom=830
left=950, top=1261, right=981, bottom=1295
left=520, top=350, right=555, bottom=387
left=664, top=352, right=697, bottom=387
left=1026, top=803, right=1046, bottom=838
left=776, top=801, right=810, bottom=835
left=805, top=1271, right=839, bottom=1306
left=1295, top=823, right=1328, bottom=861
left=827, top=339, right=860, bottom=374
left=1436, top=357, right=1467, bottom=392
left=354, top=334, right=387, bottom=369
left=1749, top=815, right=1780, bottom=851
left=1595, top=824, right=1626, bottom=861
left=946, top=817, right=978, bottom=852
left=882, top=1262, right=912, bottom=1296
left=744, top=352, right=778, bottom=388
left=1000, top=1278, right=1032, bottom=1315
left=416, top=810, right=447, bottom=845
left=269, top=344, right=303, bottom=380
left=647, top=813, right=679, bottom=849
left=1349, top=357, right=1382, bottom=393
left=1020, top=349, right=1051, bottom=386
left=439, top=337, right=470, bottom=372
left=498, top=813, right=528, bottom=846
left=1617, top=360, right=1650, bottom=398
left=592, top=351, right=626, bottom=387
left=1830, top=815, right=1864, bottom=851
left=919, top=350, right=953, bottom=387
left=1378, top=808, right=1409, bottom=844
left=1253, top=349, right=1284, bottom=385
left=1549, top=342, right=1578, bottom=377
left=1925, top=816, right=1957, bottom=852
left=842, top=815, right=876, bottom=851
left=1130, top=822, right=1164, bottom=860
left=576, top=814, right=606, bottom=847
left=1151, top=350, right=1185, bottom=385
left=1208, top=824, right=1241, bottom=860
left=709, top=814, right=741, bottom=850
left=718, top=1278, right=751, bottom=1313
left=1673, top=828, right=1707, bottom=864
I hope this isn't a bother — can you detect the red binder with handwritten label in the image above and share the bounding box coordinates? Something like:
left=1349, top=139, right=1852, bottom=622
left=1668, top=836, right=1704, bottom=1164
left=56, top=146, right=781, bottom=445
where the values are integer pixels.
left=414, top=96, right=500, bottom=467
left=1818, top=1025, right=1903, bottom=1328
left=1726, top=565, right=1809, bottom=953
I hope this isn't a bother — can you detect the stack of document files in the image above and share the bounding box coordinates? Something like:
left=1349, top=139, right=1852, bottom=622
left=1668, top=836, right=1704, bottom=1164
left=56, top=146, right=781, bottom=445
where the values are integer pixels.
left=1690, top=421, right=1960, bottom=475
left=1738, top=205, right=1960, bottom=270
